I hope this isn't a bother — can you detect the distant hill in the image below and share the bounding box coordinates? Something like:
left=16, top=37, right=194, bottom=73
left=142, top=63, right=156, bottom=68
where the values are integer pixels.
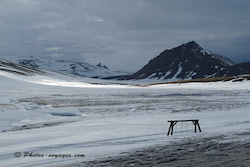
left=215, top=62, right=250, bottom=77
left=17, top=57, right=128, bottom=79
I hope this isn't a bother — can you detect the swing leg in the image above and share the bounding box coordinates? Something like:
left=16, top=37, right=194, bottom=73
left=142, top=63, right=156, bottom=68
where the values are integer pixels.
left=168, top=122, right=176, bottom=136
left=192, top=121, right=197, bottom=133
left=171, top=123, right=174, bottom=135
left=167, top=122, right=173, bottom=136
left=197, top=121, right=202, bottom=132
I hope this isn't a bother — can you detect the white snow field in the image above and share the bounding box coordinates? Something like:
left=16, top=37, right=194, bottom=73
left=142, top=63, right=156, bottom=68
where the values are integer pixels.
left=1, top=70, right=250, bottom=167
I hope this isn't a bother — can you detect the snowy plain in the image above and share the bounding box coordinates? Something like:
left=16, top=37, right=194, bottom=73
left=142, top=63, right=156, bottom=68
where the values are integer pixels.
left=1, top=70, right=250, bottom=167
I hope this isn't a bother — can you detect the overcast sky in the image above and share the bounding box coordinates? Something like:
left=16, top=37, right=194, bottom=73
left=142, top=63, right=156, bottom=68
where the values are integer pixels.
left=0, top=0, right=250, bottom=72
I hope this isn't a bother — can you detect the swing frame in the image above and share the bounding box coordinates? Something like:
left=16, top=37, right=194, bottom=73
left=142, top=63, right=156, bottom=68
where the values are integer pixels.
left=167, top=119, right=201, bottom=136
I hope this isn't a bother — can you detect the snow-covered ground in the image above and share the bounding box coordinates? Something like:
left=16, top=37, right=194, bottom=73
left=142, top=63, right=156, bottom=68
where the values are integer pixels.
left=1, top=70, right=250, bottom=167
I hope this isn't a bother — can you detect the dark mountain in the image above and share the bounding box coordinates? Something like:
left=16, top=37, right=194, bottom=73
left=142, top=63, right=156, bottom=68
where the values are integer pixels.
left=215, top=62, right=250, bottom=77
left=123, top=41, right=235, bottom=81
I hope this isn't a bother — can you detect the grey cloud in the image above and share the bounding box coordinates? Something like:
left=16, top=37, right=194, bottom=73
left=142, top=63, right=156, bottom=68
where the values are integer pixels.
left=0, top=0, right=250, bottom=72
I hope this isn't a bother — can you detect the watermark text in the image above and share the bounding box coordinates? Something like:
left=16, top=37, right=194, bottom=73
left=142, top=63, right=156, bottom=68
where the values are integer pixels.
left=14, top=152, right=85, bottom=159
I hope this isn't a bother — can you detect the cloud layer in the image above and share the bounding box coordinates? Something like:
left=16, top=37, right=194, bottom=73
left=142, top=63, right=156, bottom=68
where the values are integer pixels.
left=0, top=0, right=250, bottom=72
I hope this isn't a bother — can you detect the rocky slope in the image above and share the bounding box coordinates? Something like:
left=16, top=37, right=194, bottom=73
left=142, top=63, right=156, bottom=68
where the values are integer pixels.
left=0, top=58, right=44, bottom=76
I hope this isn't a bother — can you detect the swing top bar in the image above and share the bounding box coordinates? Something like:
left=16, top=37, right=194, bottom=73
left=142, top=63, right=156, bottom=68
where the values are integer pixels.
left=168, top=119, right=199, bottom=122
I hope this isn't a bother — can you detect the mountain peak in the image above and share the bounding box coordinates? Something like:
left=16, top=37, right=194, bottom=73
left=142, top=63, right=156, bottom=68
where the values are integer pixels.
left=186, top=40, right=198, bottom=45
left=96, top=63, right=109, bottom=70
left=171, top=41, right=203, bottom=53
left=183, top=41, right=201, bottom=49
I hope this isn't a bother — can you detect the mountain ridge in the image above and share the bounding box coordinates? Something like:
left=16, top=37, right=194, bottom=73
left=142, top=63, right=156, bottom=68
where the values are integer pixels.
left=1, top=41, right=250, bottom=82
left=17, top=57, right=128, bottom=79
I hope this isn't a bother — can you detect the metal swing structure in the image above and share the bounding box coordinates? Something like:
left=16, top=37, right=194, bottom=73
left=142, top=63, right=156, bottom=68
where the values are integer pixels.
left=167, top=119, right=202, bottom=136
